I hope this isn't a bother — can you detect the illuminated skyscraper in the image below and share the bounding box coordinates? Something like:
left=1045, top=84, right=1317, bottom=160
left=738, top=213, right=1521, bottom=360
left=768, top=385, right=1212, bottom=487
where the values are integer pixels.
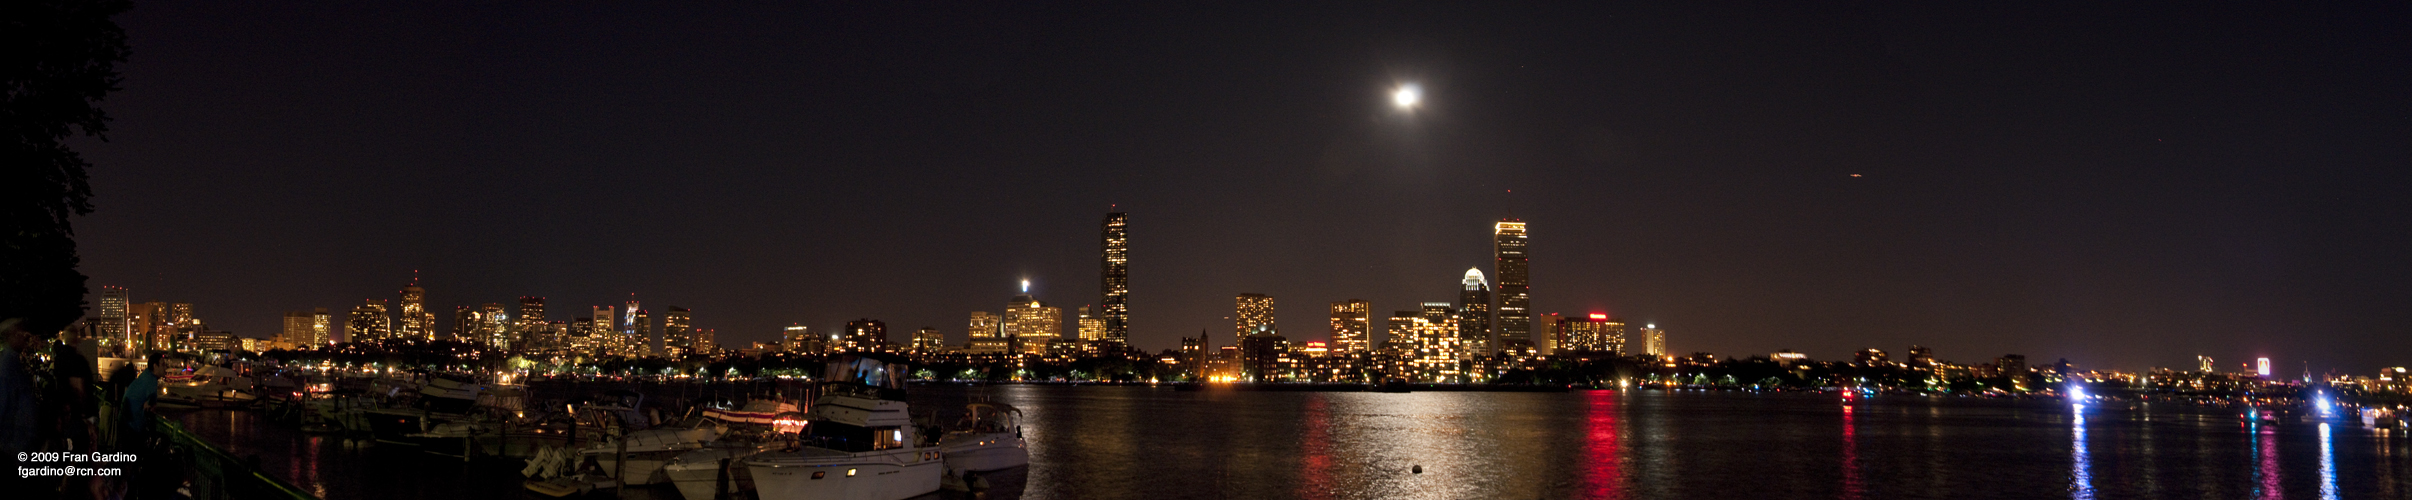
left=398, top=280, right=434, bottom=340
left=2198, top=355, right=2215, bottom=373
left=662, top=307, right=694, bottom=357
left=1394, top=309, right=1461, bottom=382
left=781, top=325, right=818, bottom=353
left=693, top=328, right=715, bottom=354
left=480, top=303, right=509, bottom=348
left=627, top=309, right=651, bottom=357
left=1076, top=306, right=1107, bottom=341
left=453, top=306, right=481, bottom=341
left=310, top=308, right=332, bottom=345
left=281, top=311, right=313, bottom=349
left=1556, top=314, right=1624, bottom=354
left=622, top=298, right=642, bottom=337
left=910, top=327, right=945, bottom=353
left=1234, top=293, right=1275, bottom=345
left=967, top=312, right=1001, bottom=339
left=1641, top=324, right=1665, bottom=356
left=843, top=319, right=887, bottom=352
left=96, top=286, right=129, bottom=346
left=1458, top=269, right=1493, bottom=356
left=1535, top=312, right=1562, bottom=356
left=1328, top=300, right=1370, bottom=355
left=1493, top=220, right=1530, bottom=348
left=348, top=300, right=390, bottom=342
left=1100, top=212, right=1130, bottom=345
left=128, top=302, right=162, bottom=350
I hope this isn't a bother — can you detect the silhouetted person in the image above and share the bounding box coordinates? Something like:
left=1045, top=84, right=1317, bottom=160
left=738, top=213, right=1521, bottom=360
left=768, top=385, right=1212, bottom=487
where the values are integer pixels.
left=0, top=319, right=41, bottom=494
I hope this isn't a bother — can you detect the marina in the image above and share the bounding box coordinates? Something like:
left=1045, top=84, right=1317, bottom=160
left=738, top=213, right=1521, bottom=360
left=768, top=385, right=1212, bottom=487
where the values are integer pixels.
left=148, top=371, right=2410, bottom=500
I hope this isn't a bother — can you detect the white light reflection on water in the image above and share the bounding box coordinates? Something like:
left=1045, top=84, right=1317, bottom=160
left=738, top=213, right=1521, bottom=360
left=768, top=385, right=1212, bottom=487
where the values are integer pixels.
left=2319, top=423, right=2338, bottom=500
left=2070, top=406, right=2093, bottom=500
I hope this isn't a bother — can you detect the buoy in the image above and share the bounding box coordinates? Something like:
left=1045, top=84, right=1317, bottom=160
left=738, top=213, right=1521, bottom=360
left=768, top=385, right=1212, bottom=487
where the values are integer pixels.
left=1412, top=465, right=1422, bottom=474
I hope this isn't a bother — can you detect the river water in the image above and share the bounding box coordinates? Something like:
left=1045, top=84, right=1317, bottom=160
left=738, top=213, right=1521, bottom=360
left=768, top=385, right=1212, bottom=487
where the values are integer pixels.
left=175, top=384, right=2410, bottom=499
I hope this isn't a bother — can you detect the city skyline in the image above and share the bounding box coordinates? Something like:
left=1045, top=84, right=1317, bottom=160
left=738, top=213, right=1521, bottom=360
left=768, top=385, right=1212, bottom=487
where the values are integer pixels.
left=61, top=3, right=2412, bottom=373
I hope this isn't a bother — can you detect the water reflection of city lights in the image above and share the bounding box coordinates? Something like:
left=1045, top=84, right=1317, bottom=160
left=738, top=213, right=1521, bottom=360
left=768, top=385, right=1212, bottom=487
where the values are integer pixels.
left=2319, top=423, right=2338, bottom=500
left=2071, top=413, right=2093, bottom=500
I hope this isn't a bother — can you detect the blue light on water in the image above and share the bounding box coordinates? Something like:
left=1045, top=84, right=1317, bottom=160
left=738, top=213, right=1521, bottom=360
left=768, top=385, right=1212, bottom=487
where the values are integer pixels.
left=2071, top=413, right=2093, bottom=500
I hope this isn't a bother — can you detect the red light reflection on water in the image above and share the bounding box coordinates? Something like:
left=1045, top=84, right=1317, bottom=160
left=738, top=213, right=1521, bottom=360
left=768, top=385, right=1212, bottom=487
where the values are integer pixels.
left=1842, top=403, right=1862, bottom=500
left=1298, top=393, right=1335, bottom=499
left=1583, top=390, right=1624, bottom=498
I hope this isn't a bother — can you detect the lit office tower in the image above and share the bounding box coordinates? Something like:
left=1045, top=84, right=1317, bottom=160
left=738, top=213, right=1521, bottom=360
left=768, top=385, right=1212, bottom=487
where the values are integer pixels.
left=1458, top=269, right=1493, bottom=356
left=348, top=300, right=391, bottom=342
left=782, top=325, right=818, bottom=353
left=662, top=307, right=694, bottom=357
left=1076, top=306, right=1107, bottom=341
left=281, top=311, right=313, bottom=349
left=627, top=309, right=652, bottom=357
left=516, top=297, right=548, bottom=351
left=1100, top=212, right=1131, bottom=345
left=398, top=280, right=434, bottom=340
left=566, top=319, right=594, bottom=355
left=967, top=312, right=1000, bottom=339
left=910, top=327, right=945, bottom=353
left=592, top=305, right=615, bottom=341
left=844, top=319, right=888, bottom=352
left=1556, top=314, right=1625, bottom=354
left=96, top=286, right=129, bottom=346
left=1492, top=220, right=1530, bottom=348
left=1328, top=300, right=1370, bottom=355
left=1006, top=294, right=1063, bottom=354
left=693, top=328, right=715, bottom=353
left=1394, top=309, right=1460, bottom=382
left=1234, top=293, right=1275, bottom=345
left=622, top=299, right=642, bottom=336
left=1640, top=324, right=1666, bottom=356
left=310, top=308, right=332, bottom=345
left=452, top=306, right=479, bottom=340
left=128, top=302, right=161, bottom=350
left=480, top=303, right=509, bottom=348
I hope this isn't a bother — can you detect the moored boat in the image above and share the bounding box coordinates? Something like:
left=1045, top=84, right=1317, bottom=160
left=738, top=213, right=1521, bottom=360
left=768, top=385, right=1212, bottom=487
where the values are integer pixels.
left=939, top=402, right=1028, bottom=484
left=744, top=355, right=943, bottom=500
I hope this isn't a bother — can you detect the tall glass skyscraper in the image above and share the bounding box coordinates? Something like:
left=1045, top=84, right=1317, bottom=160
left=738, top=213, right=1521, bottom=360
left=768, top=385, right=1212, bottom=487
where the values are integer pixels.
left=1458, top=268, right=1492, bottom=356
left=1100, top=212, right=1130, bottom=346
left=398, top=280, right=433, bottom=340
left=1493, top=220, right=1530, bottom=348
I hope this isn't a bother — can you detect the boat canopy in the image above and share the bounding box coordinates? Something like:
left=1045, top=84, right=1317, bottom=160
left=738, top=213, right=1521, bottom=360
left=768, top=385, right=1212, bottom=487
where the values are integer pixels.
left=824, top=355, right=908, bottom=390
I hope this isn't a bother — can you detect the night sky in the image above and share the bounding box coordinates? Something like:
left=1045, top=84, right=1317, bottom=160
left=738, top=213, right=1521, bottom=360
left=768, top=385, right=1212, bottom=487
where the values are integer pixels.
left=70, top=2, right=2411, bottom=373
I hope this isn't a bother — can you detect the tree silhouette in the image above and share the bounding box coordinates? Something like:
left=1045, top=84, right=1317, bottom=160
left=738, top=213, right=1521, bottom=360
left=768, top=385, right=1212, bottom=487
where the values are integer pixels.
left=3, top=0, right=130, bottom=336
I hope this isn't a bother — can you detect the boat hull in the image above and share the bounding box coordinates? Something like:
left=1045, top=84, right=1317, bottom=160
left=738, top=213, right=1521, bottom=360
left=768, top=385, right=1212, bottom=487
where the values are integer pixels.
left=747, top=450, right=943, bottom=500
left=940, top=436, right=1028, bottom=474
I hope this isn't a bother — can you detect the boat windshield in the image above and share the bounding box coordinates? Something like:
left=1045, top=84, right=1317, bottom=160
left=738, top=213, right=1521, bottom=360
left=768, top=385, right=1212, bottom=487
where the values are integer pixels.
left=804, top=421, right=908, bottom=452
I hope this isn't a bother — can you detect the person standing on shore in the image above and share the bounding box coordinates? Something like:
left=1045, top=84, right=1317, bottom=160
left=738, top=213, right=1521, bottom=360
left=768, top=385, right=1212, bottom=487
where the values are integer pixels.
left=0, top=319, right=44, bottom=493
left=121, top=352, right=160, bottom=439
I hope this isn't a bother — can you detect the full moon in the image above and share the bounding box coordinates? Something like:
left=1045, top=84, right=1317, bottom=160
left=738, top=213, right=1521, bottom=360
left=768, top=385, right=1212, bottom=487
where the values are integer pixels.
left=1392, top=84, right=1421, bottom=108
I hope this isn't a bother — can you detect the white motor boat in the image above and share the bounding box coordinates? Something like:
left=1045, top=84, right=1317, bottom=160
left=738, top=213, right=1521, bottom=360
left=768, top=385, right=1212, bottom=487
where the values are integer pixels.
left=744, top=356, right=943, bottom=500
left=158, top=365, right=261, bottom=408
left=662, top=440, right=778, bottom=500
left=581, top=420, right=726, bottom=485
left=940, top=402, right=1028, bottom=479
